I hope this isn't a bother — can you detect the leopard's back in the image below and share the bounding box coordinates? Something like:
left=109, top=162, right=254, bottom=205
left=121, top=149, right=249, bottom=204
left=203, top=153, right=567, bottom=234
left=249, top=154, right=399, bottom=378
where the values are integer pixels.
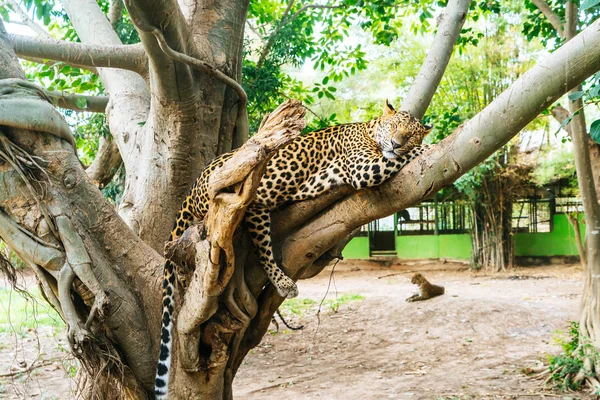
left=421, top=280, right=445, bottom=298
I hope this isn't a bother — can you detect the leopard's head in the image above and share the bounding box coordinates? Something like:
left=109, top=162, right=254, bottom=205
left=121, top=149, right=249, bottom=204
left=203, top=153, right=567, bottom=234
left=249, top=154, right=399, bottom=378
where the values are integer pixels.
left=411, top=273, right=425, bottom=285
left=374, top=100, right=432, bottom=160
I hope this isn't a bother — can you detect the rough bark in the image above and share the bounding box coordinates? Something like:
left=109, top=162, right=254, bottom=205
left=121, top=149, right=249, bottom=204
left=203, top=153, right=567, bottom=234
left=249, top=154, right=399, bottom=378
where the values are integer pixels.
left=400, top=0, right=470, bottom=119
left=0, top=20, right=161, bottom=396
left=109, top=0, right=250, bottom=250
left=166, top=100, right=305, bottom=399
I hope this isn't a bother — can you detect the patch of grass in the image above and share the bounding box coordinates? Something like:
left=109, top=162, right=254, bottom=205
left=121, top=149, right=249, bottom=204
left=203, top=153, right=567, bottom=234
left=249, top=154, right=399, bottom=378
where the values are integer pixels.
left=323, top=293, right=365, bottom=313
left=279, top=293, right=365, bottom=318
left=0, top=287, right=64, bottom=334
left=279, top=297, right=316, bottom=317
left=546, top=321, right=588, bottom=391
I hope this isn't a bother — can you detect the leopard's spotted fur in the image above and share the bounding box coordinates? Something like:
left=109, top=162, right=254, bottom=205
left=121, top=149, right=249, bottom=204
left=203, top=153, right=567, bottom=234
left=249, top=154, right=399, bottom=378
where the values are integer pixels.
left=154, top=101, right=432, bottom=398
left=406, top=273, right=445, bottom=302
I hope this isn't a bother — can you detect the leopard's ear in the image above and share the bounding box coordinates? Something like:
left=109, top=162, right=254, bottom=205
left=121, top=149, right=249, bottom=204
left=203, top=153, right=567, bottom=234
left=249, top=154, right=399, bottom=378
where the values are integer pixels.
left=383, top=99, right=396, bottom=117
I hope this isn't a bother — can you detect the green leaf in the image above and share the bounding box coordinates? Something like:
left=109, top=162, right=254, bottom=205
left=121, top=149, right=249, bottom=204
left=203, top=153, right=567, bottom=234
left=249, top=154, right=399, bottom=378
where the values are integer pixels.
left=589, top=83, right=600, bottom=98
left=75, top=97, right=88, bottom=109
left=581, top=0, right=600, bottom=10
left=568, top=91, right=585, bottom=101
left=560, top=114, right=574, bottom=129
left=590, top=119, right=600, bottom=144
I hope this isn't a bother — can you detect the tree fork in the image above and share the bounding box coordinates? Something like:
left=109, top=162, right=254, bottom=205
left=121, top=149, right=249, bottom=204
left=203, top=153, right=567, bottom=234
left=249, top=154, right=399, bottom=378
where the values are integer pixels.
left=162, top=100, right=306, bottom=398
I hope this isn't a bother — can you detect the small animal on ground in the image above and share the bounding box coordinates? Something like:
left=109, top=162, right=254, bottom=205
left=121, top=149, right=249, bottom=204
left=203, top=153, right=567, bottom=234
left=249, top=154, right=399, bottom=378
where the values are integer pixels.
left=406, top=273, right=445, bottom=302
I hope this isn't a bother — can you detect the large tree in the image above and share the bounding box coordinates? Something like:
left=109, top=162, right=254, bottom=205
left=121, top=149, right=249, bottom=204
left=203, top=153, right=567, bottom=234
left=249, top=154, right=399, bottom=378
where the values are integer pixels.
left=528, top=0, right=600, bottom=390
left=1, top=0, right=600, bottom=398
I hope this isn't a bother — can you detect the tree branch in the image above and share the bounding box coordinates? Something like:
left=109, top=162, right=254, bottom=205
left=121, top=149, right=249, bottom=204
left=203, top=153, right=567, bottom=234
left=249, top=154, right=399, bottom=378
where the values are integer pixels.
left=60, top=0, right=150, bottom=169
left=565, top=0, right=577, bottom=40
left=275, top=15, right=600, bottom=285
left=531, top=0, right=564, bottom=37
left=400, top=0, right=470, bottom=119
left=130, top=25, right=249, bottom=140
left=256, top=0, right=296, bottom=68
left=256, top=2, right=344, bottom=68
left=551, top=104, right=571, bottom=134
left=123, top=0, right=197, bottom=101
left=6, top=0, right=53, bottom=39
left=109, top=0, right=124, bottom=29
left=10, top=34, right=147, bottom=75
left=85, top=137, right=122, bottom=187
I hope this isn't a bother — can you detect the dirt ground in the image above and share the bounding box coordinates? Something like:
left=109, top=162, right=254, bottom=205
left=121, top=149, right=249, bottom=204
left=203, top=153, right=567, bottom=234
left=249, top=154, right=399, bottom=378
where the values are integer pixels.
left=0, top=260, right=591, bottom=399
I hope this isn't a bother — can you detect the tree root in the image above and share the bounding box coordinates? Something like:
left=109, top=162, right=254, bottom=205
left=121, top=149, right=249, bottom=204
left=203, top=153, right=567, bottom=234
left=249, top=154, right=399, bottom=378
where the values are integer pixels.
left=529, top=357, right=600, bottom=395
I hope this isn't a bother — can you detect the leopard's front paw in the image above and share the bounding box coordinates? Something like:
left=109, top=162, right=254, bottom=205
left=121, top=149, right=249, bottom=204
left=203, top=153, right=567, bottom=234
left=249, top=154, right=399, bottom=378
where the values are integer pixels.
left=275, top=276, right=299, bottom=299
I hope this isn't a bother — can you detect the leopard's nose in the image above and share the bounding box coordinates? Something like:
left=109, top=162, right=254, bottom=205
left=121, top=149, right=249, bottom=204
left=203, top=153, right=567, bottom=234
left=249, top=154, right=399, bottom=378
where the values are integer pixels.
left=391, top=138, right=407, bottom=149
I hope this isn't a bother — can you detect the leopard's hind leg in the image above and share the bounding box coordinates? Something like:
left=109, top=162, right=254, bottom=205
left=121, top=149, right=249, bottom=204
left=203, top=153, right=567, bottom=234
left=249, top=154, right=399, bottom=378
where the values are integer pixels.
left=245, top=204, right=298, bottom=298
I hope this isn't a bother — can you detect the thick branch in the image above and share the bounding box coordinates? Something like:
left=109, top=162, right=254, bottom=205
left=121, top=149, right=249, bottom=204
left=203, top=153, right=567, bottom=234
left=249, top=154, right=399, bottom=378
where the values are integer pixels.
left=60, top=0, right=150, bottom=168
left=10, top=34, right=147, bottom=75
left=2, top=76, right=108, bottom=113
left=85, top=137, right=122, bottom=187
left=123, top=0, right=197, bottom=101
left=52, top=92, right=108, bottom=113
left=531, top=0, right=565, bottom=37
left=276, top=16, right=600, bottom=280
left=400, top=0, right=470, bottom=119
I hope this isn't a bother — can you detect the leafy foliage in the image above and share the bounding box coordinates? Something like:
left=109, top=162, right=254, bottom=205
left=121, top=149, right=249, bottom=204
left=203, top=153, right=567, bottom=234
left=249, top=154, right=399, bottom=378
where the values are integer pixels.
left=243, top=0, right=442, bottom=132
left=546, top=322, right=587, bottom=391
left=531, top=147, right=577, bottom=188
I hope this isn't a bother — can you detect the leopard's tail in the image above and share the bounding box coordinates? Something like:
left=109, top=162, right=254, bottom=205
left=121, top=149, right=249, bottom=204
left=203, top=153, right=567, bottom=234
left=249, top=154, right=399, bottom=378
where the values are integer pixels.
left=276, top=309, right=304, bottom=330
left=155, top=199, right=197, bottom=400
left=154, top=259, right=176, bottom=400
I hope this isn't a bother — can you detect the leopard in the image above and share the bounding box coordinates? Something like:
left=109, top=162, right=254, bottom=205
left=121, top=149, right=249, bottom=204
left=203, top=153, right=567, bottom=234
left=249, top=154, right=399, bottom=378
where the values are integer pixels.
left=154, top=100, right=432, bottom=399
left=406, top=273, right=445, bottom=302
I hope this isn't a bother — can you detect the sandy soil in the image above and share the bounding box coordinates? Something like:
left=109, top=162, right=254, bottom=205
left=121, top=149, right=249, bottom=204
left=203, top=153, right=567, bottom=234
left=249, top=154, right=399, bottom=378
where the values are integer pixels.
left=0, top=261, right=592, bottom=399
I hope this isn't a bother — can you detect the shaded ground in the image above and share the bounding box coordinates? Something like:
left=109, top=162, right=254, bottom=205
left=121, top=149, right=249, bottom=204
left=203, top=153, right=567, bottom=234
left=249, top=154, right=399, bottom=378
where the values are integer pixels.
left=0, top=260, right=590, bottom=399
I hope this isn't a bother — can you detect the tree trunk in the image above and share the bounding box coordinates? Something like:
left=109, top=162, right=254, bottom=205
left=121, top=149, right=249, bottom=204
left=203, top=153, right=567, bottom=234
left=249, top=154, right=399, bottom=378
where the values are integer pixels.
left=563, top=3, right=600, bottom=390
left=469, top=160, right=516, bottom=272
left=0, top=21, right=161, bottom=396
left=529, top=1, right=600, bottom=389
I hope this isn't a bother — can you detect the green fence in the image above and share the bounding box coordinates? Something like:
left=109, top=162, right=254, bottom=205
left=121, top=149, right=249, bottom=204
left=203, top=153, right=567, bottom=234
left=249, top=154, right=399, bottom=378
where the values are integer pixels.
left=342, top=214, right=584, bottom=260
